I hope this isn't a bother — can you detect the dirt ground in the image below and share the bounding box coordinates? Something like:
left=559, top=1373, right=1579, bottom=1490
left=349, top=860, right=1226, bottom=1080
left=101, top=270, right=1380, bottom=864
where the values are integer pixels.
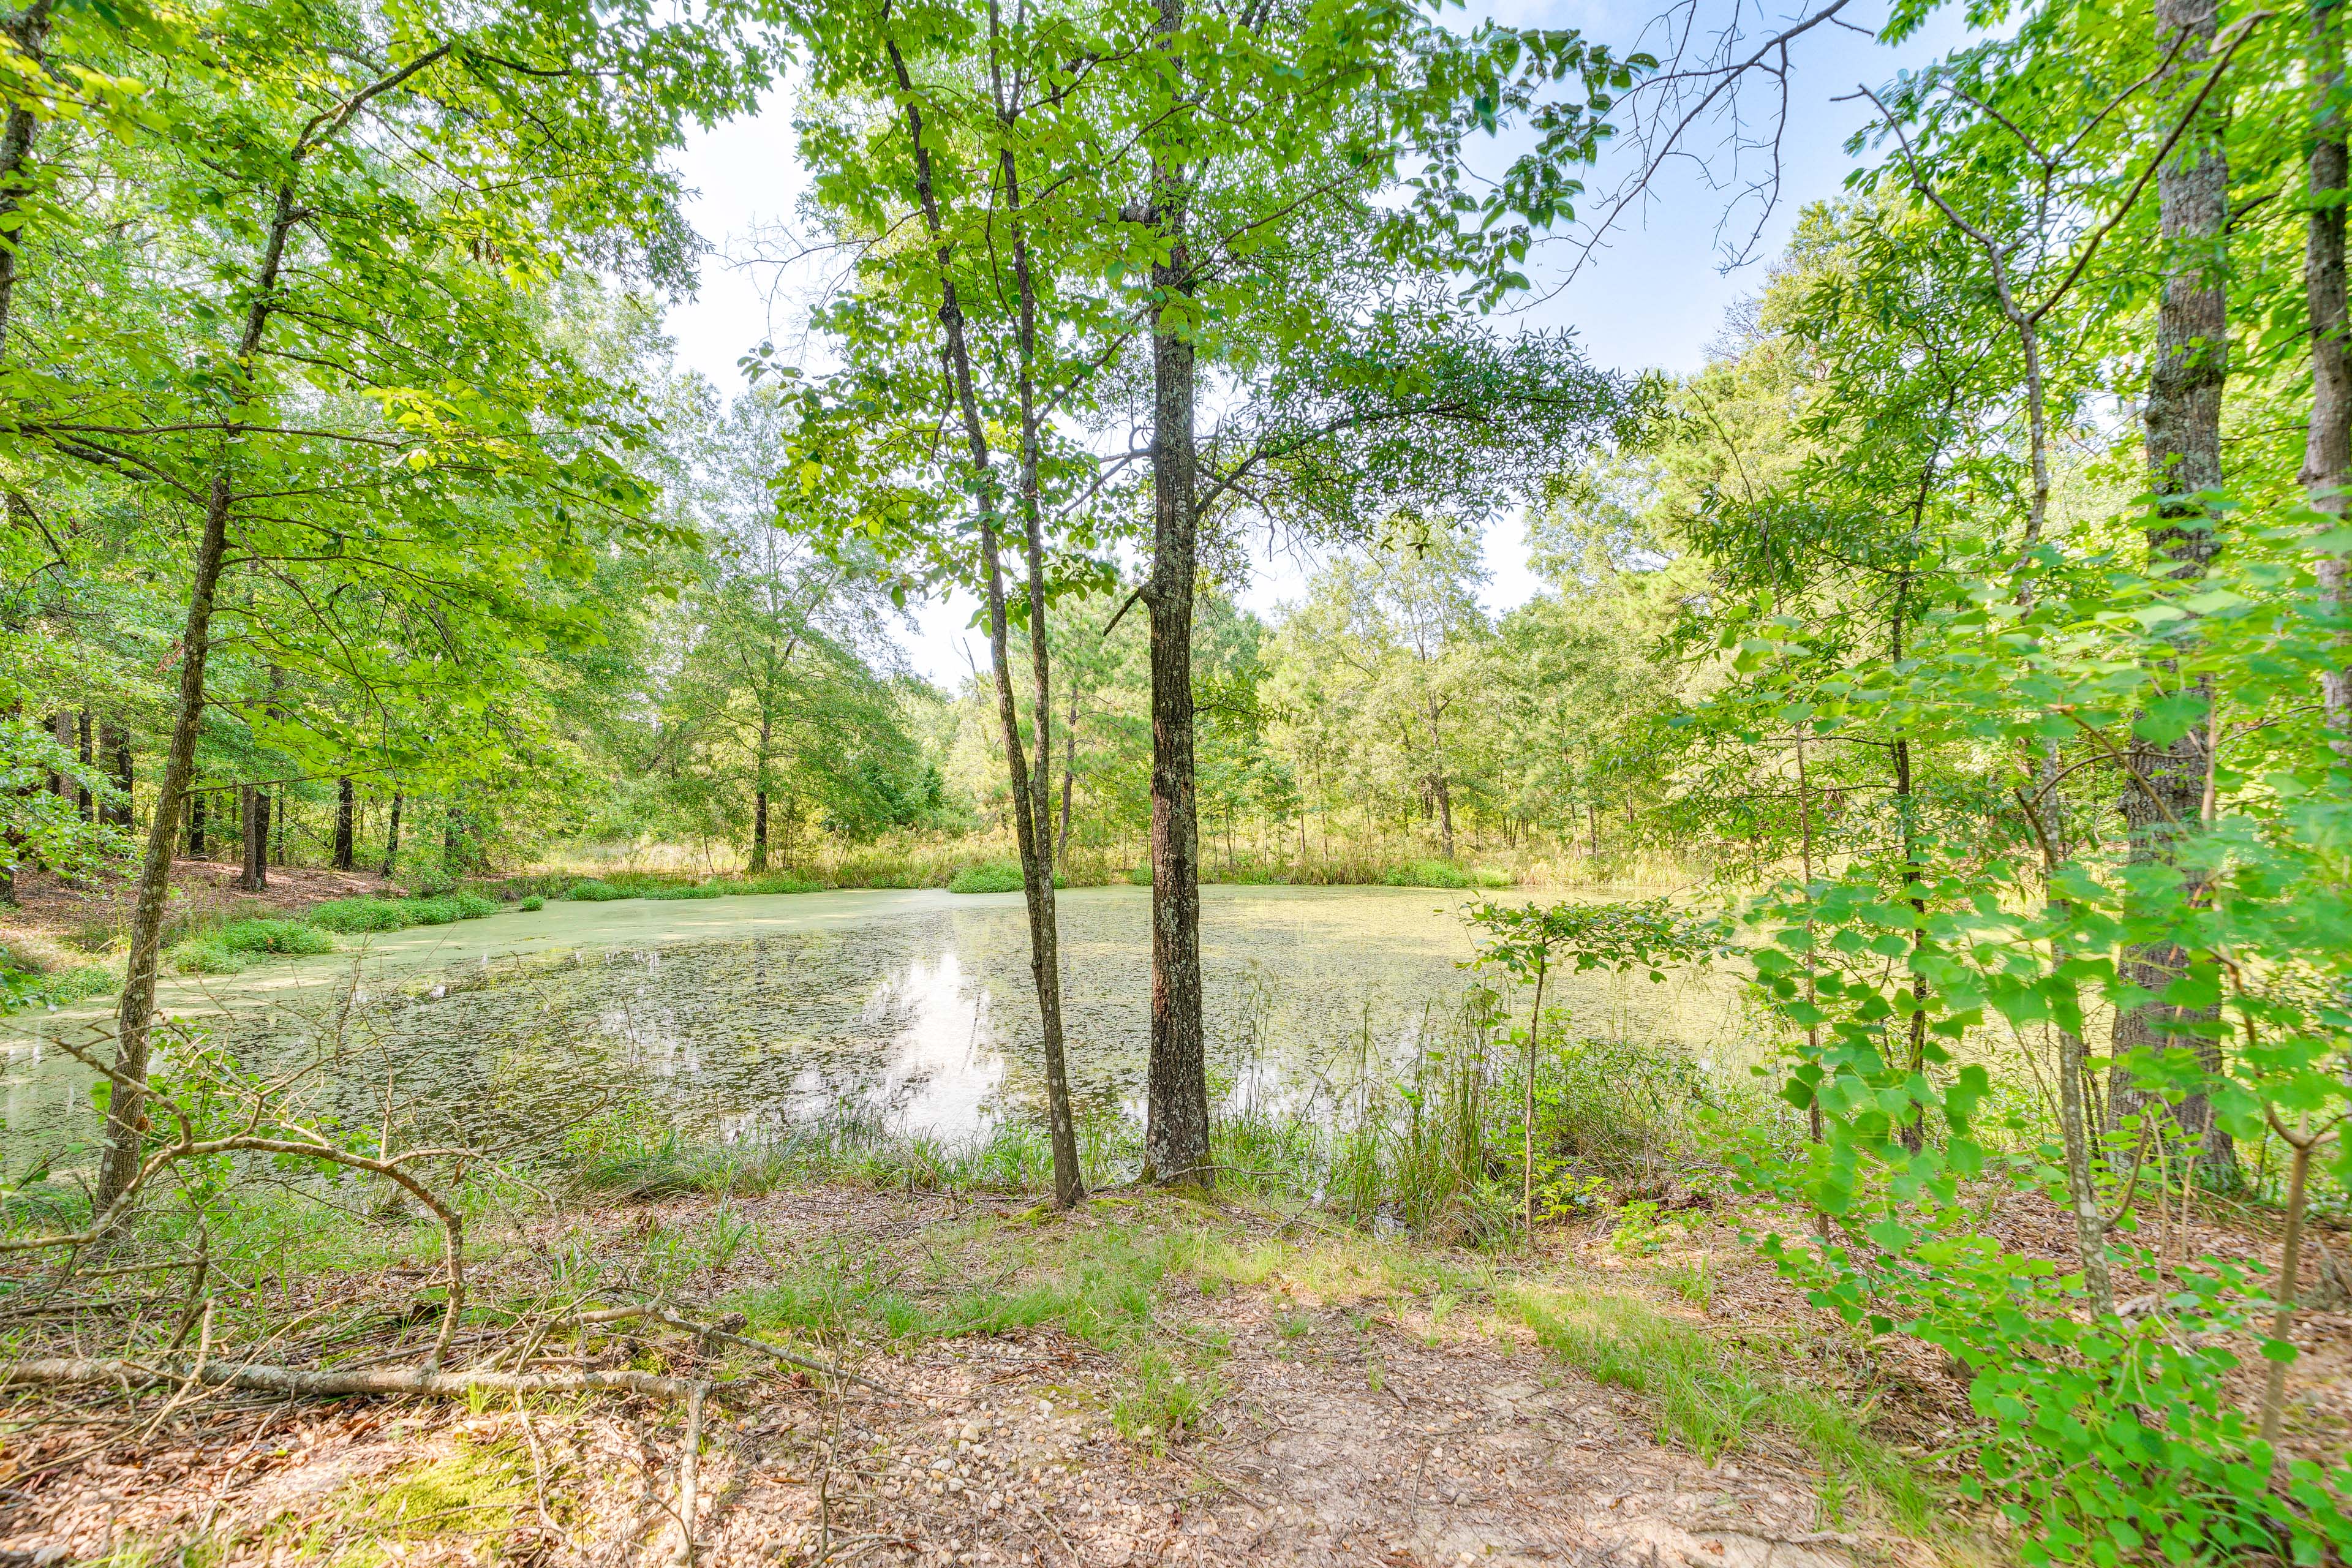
left=0, top=1189, right=1947, bottom=1568
left=3, top=860, right=400, bottom=949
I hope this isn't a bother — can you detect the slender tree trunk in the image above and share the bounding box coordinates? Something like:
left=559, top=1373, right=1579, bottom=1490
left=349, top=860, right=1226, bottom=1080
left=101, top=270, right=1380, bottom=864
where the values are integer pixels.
left=890, top=26, right=1082, bottom=1204
left=1058, top=687, right=1077, bottom=862
left=273, top=782, right=285, bottom=867
left=989, top=74, right=1085, bottom=1209
left=750, top=714, right=772, bottom=873
left=1140, top=0, right=1211, bottom=1188
left=235, top=785, right=260, bottom=890
left=2309, top=0, right=2351, bottom=750
left=334, top=777, right=354, bottom=869
left=187, top=790, right=205, bottom=858
left=75, top=710, right=91, bottom=820
left=1427, top=698, right=1454, bottom=858
left=104, top=720, right=132, bottom=829
left=2114, top=0, right=2236, bottom=1186
left=95, top=476, right=235, bottom=1213
left=48, top=710, right=68, bottom=801
left=383, top=790, right=402, bottom=876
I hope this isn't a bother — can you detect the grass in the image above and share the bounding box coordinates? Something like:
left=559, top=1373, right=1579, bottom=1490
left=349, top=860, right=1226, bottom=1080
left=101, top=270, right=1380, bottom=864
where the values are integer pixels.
left=518, top=894, right=545, bottom=911
left=1496, top=1277, right=1931, bottom=1531
left=287, top=1434, right=532, bottom=1566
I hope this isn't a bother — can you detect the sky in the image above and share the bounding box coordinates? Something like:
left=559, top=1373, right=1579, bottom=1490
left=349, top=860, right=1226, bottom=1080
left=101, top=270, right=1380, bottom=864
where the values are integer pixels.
left=658, top=0, right=1972, bottom=687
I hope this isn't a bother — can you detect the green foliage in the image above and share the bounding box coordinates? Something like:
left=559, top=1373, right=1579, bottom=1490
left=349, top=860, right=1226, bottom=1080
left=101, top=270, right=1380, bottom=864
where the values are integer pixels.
left=946, top=859, right=1066, bottom=894
left=1380, top=859, right=1511, bottom=889
left=564, top=878, right=628, bottom=902
left=306, top=899, right=412, bottom=934
left=216, top=919, right=335, bottom=957
left=518, top=895, right=545, bottom=911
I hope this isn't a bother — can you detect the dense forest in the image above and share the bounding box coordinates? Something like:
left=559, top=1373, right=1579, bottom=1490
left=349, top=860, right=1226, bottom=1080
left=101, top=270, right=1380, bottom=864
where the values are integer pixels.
left=3, top=0, right=2351, bottom=1561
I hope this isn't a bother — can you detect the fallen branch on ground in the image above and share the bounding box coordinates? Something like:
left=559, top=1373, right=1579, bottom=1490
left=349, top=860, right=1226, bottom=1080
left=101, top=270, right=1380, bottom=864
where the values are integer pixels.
left=0, top=1355, right=717, bottom=1401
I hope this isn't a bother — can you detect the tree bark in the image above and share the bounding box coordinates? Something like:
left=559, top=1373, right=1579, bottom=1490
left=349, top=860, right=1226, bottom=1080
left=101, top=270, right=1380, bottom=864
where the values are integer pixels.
left=334, top=775, right=355, bottom=869
left=750, top=714, right=771, bottom=873
left=74, top=710, right=91, bottom=820
left=0, top=0, right=53, bottom=356
left=383, top=790, right=403, bottom=876
left=1140, top=0, right=1211, bottom=1188
left=105, top=720, right=133, bottom=829
left=235, top=783, right=265, bottom=891
left=2113, top=0, right=2236, bottom=1186
left=1426, top=696, right=1454, bottom=858
left=187, top=790, right=205, bottom=858
left=2309, top=0, right=2351, bottom=751
left=95, top=476, right=235, bottom=1212
left=1058, top=687, right=1077, bottom=861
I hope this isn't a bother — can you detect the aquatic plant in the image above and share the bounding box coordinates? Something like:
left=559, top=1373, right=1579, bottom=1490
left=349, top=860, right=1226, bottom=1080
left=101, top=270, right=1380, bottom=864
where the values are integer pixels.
left=564, top=878, right=628, bottom=902
left=218, top=918, right=337, bottom=956
left=1379, top=859, right=1512, bottom=890
left=518, top=895, right=545, bottom=911
left=306, top=897, right=411, bottom=933
left=946, top=859, right=1067, bottom=894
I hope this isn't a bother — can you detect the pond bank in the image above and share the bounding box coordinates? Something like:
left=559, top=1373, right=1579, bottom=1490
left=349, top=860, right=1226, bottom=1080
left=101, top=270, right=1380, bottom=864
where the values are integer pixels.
left=0, top=1182, right=1949, bottom=1568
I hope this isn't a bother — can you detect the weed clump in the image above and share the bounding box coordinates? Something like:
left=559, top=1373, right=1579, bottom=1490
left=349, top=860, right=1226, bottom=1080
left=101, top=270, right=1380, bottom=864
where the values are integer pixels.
left=948, top=859, right=1067, bottom=894
left=307, top=897, right=412, bottom=933
left=518, top=894, right=545, bottom=911
left=564, top=878, right=628, bottom=902
left=1380, top=859, right=1513, bottom=890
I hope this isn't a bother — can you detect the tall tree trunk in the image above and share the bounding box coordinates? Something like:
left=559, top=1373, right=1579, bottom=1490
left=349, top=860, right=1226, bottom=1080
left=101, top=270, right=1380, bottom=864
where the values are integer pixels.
left=0, top=0, right=54, bottom=355
left=187, top=790, right=205, bottom=858
left=1426, top=697, right=1453, bottom=858
left=889, top=25, right=1082, bottom=1204
left=1058, top=687, right=1077, bottom=862
left=750, top=715, right=771, bottom=873
left=95, top=475, right=235, bottom=1213
left=992, top=49, right=1084, bottom=1208
left=48, top=710, right=68, bottom=801
left=105, top=720, right=132, bottom=829
left=383, top=790, right=403, bottom=876
left=442, top=793, right=459, bottom=872
left=334, top=776, right=355, bottom=869
left=235, top=784, right=261, bottom=890
left=75, top=710, right=91, bottom=820
left=2113, top=0, right=2236, bottom=1186
left=2310, top=0, right=2351, bottom=750
left=1140, top=0, right=1210, bottom=1188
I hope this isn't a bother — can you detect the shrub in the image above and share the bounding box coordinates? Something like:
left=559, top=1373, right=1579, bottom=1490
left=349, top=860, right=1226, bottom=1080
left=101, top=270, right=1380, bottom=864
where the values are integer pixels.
left=1381, top=859, right=1512, bottom=890
left=306, top=897, right=411, bottom=933
left=167, top=937, right=246, bottom=975
left=518, top=895, right=545, bottom=911
left=408, top=896, right=465, bottom=925
left=947, top=859, right=1069, bottom=894
left=217, top=919, right=336, bottom=956
left=0, top=956, right=114, bottom=1013
left=734, top=872, right=825, bottom=895
left=565, top=878, right=628, bottom=902
left=649, top=881, right=725, bottom=900
left=450, top=892, right=496, bottom=919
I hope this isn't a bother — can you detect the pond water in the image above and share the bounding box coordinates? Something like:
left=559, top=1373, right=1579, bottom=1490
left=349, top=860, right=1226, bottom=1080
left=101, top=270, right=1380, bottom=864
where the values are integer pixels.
left=1, top=886, right=1750, bottom=1168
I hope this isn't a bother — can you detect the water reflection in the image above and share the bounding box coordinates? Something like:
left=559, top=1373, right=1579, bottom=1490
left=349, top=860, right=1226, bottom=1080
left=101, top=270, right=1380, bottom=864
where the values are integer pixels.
left=1, top=886, right=1747, bottom=1166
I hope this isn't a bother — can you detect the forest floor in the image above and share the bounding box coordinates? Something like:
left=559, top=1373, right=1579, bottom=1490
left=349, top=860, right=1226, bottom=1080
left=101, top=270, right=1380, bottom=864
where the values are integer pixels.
left=1, top=1185, right=1978, bottom=1568
left=2, top=861, right=399, bottom=953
